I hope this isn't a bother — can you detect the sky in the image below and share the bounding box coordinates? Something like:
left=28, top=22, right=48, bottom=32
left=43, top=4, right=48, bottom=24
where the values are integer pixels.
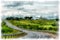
left=2, top=0, right=58, bottom=19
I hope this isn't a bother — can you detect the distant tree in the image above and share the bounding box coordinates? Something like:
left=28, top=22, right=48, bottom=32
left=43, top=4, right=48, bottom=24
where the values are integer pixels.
left=15, top=17, right=19, bottom=20
left=55, top=16, right=59, bottom=21
left=24, top=16, right=32, bottom=20
left=6, top=17, right=11, bottom=20
left=29, top=16, right=32, bottom=20
left=6, top=17, right=9, bottom=20
left=19, top=17, right=23, bottom=20
left=24, top=16, right=29, bottom=19
left=56, top=18, right=59, bottom=21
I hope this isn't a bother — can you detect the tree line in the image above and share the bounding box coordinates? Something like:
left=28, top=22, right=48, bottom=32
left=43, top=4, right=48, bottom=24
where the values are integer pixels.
left=6, top=16, right=59, bottom=21
left=6, top=16, right=33, bottom=20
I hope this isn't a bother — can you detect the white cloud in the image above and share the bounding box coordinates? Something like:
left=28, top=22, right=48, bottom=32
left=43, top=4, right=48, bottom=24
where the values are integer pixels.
left=2, top=1, right=58, bottom=19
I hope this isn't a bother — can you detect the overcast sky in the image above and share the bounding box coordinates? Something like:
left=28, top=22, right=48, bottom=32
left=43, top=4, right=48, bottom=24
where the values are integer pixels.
left=2, top=0, right=58, bottom=19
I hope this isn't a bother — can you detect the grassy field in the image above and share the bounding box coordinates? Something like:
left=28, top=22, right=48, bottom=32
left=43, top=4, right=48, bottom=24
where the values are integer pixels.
left=8, top=19, right=58, bottom=34
left=2, top=21, right=27, bottom=38
left=2, top=21, right=22, bottom=34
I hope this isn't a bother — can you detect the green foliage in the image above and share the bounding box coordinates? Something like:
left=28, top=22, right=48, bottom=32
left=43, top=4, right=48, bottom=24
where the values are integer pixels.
left=2, top=22, right=21, bottom=34
left=49, top=27, right=53, bottom=30
left=8, top=19, right=58, bottom=34
left=2, top=26, right=13, bottom=33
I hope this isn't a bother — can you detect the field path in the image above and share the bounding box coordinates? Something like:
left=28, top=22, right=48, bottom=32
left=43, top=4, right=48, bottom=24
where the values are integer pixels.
left=4, top=20, right=57, bottom=38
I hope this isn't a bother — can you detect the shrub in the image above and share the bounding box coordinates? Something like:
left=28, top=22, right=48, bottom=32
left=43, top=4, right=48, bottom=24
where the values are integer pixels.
left=2, top=26, right=13, bottom=33
left=43, top=28, right=47, bottom=30
left=38, top=27, right=43, bottom=30
left=49, top=27, right=53, bottom=30
left=53, top=27, right=58, bottom=31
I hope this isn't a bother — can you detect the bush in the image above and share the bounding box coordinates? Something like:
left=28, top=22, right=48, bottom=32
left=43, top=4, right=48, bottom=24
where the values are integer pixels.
left=2, top=22, right=20, bottom=34
left=43, top=28, right=47, bottom=30
left=52, top=23, right=56, bottom=26
left=53, top=27, right=58, bottom=31
left=37, top=27, right=43, bottom=30
left=49, top=27, right=53, bottom=30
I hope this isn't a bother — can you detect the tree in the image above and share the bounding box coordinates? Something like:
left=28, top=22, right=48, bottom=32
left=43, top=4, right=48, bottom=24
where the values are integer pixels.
left=19, top=17, right=23, bottom=20
left=24, top=16, right=29, bottom=19
left=56, top=18, right=59, bottom=21
left=24, top=16, right=32, bottom=20
left=6, top=17, right=14, bottom=20
left=29, top=16, right=32, bottom=20
left=15, top=17, right=19, bottom=20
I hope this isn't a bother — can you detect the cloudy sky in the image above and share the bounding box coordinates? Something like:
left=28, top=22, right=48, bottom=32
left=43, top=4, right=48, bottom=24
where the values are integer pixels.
left=2, top=1, right=58, bottom=19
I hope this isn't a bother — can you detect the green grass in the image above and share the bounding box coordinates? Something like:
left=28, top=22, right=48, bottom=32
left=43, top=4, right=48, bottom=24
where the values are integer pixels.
left=2, top=21, right=27, bottom=38
left=8, top=19, right=58, bottom=34
left=2, top=21, right=22, bottom=34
